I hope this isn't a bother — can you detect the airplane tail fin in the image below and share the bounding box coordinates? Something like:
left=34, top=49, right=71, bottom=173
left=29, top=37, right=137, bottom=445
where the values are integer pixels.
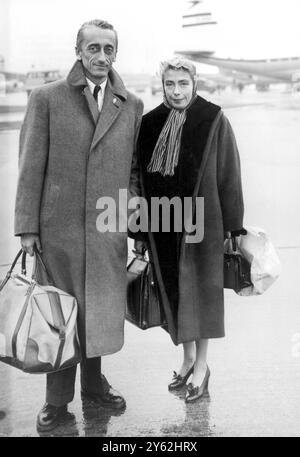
left=182, top=0, right=217, bottom=28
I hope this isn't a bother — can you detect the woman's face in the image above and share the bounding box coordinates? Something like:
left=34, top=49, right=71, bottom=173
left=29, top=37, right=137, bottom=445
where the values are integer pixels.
left=163, top=68, right=194, bottom=109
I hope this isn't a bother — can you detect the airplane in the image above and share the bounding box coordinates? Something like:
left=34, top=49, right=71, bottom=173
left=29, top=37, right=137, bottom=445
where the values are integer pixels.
left=177, top=51, right=300, bottom=89
left=175, top=0, right=300, bottom=91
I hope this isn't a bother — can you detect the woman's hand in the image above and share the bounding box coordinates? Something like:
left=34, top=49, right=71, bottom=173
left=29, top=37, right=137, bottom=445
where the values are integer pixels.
left=231, top=228, right=247, bottom=237
left=133, top=240, right=148, bottom=259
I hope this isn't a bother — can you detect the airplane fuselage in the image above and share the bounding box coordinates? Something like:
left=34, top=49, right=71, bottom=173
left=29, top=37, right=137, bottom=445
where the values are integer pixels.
left=176, top=51, right=300, bottom=82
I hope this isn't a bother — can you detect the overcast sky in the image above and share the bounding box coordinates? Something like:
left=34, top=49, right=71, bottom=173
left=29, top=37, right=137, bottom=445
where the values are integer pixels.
left=1, top=0, right=300, bottom=74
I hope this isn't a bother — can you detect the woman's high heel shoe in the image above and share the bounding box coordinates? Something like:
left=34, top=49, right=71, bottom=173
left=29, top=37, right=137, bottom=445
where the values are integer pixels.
left=185, top=365, right=210, bottom=403
left=168, top=365, right=194, bottom=391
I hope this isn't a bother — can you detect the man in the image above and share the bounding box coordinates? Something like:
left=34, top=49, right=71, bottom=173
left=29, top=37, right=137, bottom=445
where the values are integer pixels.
left=14, top=19, right=143, bottom=431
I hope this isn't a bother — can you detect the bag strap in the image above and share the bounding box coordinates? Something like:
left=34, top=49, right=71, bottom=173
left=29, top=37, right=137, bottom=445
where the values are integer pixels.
left=225, top=236, right=238, bottom=254
left=34, top=250, right=55, bottom=285
left=21, top=250, right=27, bottom=275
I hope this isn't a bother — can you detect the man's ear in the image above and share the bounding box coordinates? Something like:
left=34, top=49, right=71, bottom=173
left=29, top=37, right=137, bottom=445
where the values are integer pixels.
left=75, top=47, right=82, bottom=61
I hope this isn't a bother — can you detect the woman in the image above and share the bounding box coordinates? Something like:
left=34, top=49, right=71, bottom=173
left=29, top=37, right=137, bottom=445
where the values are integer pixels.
left=135, top=57, right=244, bottom=402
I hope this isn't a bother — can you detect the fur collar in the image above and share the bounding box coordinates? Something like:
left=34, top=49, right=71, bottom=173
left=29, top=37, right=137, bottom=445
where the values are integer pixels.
left=140, top=96, right=221, bottom=143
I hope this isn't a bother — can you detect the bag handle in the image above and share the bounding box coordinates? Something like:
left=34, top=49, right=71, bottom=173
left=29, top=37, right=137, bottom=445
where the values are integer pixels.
left=0, top=249, right=55, bottom=292
left=21, top=248, right=54, bottom=285
left=231, top=236, right=237, bottom=252
left=0, top=249, right=24, bottom=292
left=225, top=235, right=237, bottom=254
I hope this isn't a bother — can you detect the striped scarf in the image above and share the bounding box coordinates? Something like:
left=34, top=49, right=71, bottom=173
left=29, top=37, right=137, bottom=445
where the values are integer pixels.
left=147, top=92, right=197, bottom=177
left=147, top=109, right=187, bottom=176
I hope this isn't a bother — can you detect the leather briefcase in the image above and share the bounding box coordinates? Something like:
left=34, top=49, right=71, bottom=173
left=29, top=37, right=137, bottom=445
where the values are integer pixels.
left=126, top=256, right=166, bottom=330
left=0, top=249, right=81, bottom=373
left=224, top=237, right=252, bottom=291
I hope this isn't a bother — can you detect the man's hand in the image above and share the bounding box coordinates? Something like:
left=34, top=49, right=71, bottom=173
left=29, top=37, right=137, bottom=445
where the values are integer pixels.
left=21, top=233, right=42, bottom=257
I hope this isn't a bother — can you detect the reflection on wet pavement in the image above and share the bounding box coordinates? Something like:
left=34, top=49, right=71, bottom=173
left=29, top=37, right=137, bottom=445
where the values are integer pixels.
left=37, top=412, right=79, bottom=438
left=161, top=391, right=214, bottom=437
left=81, top=402, right=125, bottom=437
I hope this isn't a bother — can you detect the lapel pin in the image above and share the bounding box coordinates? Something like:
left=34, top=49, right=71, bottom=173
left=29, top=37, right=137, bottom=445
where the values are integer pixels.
left=113, top=98, right=118, bottom=105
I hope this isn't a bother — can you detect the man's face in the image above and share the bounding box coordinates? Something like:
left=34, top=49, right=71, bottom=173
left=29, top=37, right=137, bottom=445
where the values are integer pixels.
left=163, top=69, right=194, bottom=110
left=76, top=26, right=117, bottom=84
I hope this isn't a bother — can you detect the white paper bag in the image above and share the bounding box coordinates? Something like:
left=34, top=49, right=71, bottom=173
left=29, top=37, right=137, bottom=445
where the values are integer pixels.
left=234, top=226, right=281, bottom=296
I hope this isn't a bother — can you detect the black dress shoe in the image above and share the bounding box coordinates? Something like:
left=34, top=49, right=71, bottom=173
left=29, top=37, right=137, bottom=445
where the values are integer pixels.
left=185, top=365, right=210, bottom=403
left=81, top=387, right=126, bottom=410
left=36, top=403, right=68, bottom=432
left=98, top=386, right=126, bottom=410
left=81, top=375, right=126, bottom=410
left=168, top=365, right=194, bottom=391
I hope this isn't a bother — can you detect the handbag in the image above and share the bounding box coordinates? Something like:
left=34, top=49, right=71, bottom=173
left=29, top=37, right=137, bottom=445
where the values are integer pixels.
left=126, top=255, right=166, bottom=330
left=224, top=236, right=252, bottom=291
left=0, top=249, right=81, bottom=373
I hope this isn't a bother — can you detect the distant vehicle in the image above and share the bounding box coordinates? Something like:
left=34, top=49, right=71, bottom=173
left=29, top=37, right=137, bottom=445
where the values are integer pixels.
left=0, top=73, right=24, bottom=94
left=25, top=70, right=62, bottom=96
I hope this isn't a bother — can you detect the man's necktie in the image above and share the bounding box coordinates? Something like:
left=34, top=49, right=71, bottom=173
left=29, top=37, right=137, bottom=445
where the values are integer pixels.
left=93, top=85, right=101, bottom=102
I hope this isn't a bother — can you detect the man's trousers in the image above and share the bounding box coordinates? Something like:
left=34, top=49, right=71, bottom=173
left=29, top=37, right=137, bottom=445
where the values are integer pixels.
left=46, top=356, right=103, bottom=407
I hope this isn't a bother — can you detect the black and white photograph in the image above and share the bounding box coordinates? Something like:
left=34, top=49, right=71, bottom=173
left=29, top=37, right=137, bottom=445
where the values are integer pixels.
left=0, top=0, right=300, bottom=439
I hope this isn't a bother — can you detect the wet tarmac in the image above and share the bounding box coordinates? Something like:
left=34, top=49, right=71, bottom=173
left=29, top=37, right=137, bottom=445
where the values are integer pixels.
left=0, top=88, right=300, bottom=437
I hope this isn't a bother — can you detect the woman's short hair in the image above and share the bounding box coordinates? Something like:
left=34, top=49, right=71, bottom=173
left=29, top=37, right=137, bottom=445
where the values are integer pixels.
left=76, top=19, right=118, bottom=52
left=160, top=57, right=197, bottom=81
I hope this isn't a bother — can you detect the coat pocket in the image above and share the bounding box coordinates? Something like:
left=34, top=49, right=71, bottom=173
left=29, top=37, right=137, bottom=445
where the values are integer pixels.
left=40, top=184, right=60, bottom=225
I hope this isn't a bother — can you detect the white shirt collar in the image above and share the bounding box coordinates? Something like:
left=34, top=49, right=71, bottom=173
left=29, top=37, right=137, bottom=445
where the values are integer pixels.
left=86, top=77, right=107, bottom=111
left=86, top=77, right=107, bottom=95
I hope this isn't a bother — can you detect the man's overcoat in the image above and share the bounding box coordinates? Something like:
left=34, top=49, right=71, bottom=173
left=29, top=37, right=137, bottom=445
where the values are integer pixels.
left=15, top=61, right=143, bottom=357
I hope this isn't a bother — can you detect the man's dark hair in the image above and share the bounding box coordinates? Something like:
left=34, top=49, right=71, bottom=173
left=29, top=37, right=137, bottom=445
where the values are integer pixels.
left=76, top=19, right=118, bottom=51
